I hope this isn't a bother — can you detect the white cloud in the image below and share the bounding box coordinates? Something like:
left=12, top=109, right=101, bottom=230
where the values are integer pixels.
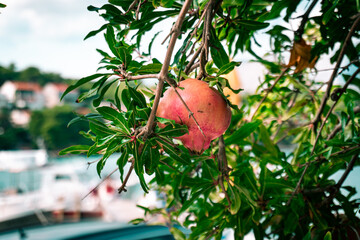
left=0, top=0, right=108, bottom=78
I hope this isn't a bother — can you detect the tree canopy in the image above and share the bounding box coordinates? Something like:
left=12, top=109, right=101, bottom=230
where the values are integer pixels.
left=0, top=64, right=73, bottom=86
left=60, top=0, right=360, bottom=239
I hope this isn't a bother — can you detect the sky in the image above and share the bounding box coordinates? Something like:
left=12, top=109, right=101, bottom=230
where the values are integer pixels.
left=0, top=0, right=338, bottom=93
left=0, top=0, right=108, bottom=79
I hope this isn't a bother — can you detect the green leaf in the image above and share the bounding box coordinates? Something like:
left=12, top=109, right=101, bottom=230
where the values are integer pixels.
left=324, top=231, right=332, bottom=240
left=156, top=124, right=188, bottom=137
left=114, top=84, right=122, bottom=110
left=128, top=86, right=147, bottom=108
left=96, top=157, right=106, bottom=178
left=132, top=141, right=149, bottom=193
left=0, top=3, right=6, bottom=8
left=221, top=0, right=243, bottom=8
left=117, top=46, right=132, bottom=68
left=84, top=24, right=108, bottom=40
left=259, top=124, right=278, bottom=157
left=235, top=19, right=270, bottom=30
left=217, top=61, right=241, bottom=76
left=61, top=73, right=110, bottom=100
left=154, top=137, right=190, bottom=165
left=179, top=182, right=213, bottom=214
left=228, top=184, right=241, bottom=215
left=117, top=148, right=128, bottom=182
left=225, top=120, right=262, bottom=145
left=105, top=26, right=121, bottom=59
left=89, top=119, right=116, bottom=137
left=121, top=88, right=131, bottom=110
left=210, top=27, right=230, bottom=68
left=141, top=141, right=160, bottom=175
left=160, top=0, right=175, bottom=7
left=59, top=145, right=90, bottom=155
left=96, top=106, right=130, bottom=134
left=136, top=63, right=163, bottom=74
left=93, top=79, right=117, bottom=107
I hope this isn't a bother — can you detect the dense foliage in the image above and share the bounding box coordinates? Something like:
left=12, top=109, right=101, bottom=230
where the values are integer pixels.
left=60, top=0, right=360, bottom=239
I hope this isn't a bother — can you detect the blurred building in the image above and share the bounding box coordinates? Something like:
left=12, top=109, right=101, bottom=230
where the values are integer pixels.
left=43, top=83, right=78, bottom=108
left=0, top=81, right=78, bottom=126
left=0, top=81, right=44, bottom=110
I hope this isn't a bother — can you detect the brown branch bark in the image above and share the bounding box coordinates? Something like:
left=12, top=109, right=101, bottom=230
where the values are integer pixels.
left=286, top=14, right=360, bottom=206
left=295, top=0, right=319, bottom=38
left=218, top=135, right=231, bottom=207
left=198, top=0, right=216, bottom=79
left=82, top=167, right=119, bottom=200
left=138, top=0, right=193, bottom=139
left=312, top=67, right=360, bottom=154
left=118, top=158, right=135, bottom=193
left=321, top=154, right=359, bottom=206
left=327, top=106, right=360, bottom=140
left=312, top=14, right=360, bottom=130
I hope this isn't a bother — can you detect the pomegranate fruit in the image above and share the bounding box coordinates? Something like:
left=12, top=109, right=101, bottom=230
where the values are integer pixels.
left=156, top=78, right=232, bottom=154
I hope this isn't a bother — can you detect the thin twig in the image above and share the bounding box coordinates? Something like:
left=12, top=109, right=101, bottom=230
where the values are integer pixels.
left=312, top=68, right=360, bottom=154
left=181, top=3, right=209, bottom=54
left=327, top=106, right=360, bottom=140
left=314, top=59, right=360, bottom=73
left=217, top=135, right=231, bottom=207
left=198, top=0, right=216, bottom=79
left=295, top=0, right=319, bottom=38
left=286, top=14, right=360, bottom=207
left=312, top=14, right=360, bottom=130
left=123, top=0, right=139, bottom=15
left=250, top=67, right=289, bottom=121
left=118, top=158, right=135, bottom=193
left=286, top=162, right=309, bottom=205
left=82, top=167, right=119, bottom=200
left=184, top=42, right=204, bottom=75
left=321, top=154, right=358, bottom=206
left=117, top=68, right=159, bottom=81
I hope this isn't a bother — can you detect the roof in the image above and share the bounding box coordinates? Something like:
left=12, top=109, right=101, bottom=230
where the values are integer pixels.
left=12, top=82, right=42, bottom=92
left=47, top=83, right=69, bottom=92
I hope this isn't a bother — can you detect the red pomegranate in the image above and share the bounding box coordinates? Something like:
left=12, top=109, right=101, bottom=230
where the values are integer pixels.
left=156, top=78, right=232, bottom=154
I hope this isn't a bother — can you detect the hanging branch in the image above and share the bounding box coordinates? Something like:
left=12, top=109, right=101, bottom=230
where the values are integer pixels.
left=250, top=67, right=289, bottom=121
left=312, top=67, right=360, bottom=154
left=312, top=14, right=360, bottom=130
left=321, top=154, right=359, bottom=206
left=118, top=158, right=135, bottom=193
left=295, top=0, right=319, bottom=38
left=286, top=14, right=360, bottom=206
left=137, top=0, right=193, bottom=140
left=327, top=106, right=360, bottom=140
left=217, top=135, right=231, bottom=207
left=198, top=0, right=216, bottom=79
left=82, top=167, right=119, bottom=200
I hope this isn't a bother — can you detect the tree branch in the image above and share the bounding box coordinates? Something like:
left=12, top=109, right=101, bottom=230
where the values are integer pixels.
left=139, top=0, right=193, bottom=139
left=327, top=106, right=360, bottom=140
left=118, top=158, right=135, bottom=193
left=250, top=67, right=289, bottom=121
left=312, top=67, right=360, bottom=154
left=295, top=0, right=319, bottom=38
left=286, top=15, right=360, bottom=206
left=312, top=14, right=360, bottom=130
left=198, top=0, right=216, bottom=79
left=321, top=154, right=359, bottom=206
left=218, top=135, right=231, bottom=207
left=82, top=167, right=118, bottom=200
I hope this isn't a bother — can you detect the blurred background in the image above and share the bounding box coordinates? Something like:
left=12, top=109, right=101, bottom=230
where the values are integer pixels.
left=0, top=0, right=358, bottom=239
